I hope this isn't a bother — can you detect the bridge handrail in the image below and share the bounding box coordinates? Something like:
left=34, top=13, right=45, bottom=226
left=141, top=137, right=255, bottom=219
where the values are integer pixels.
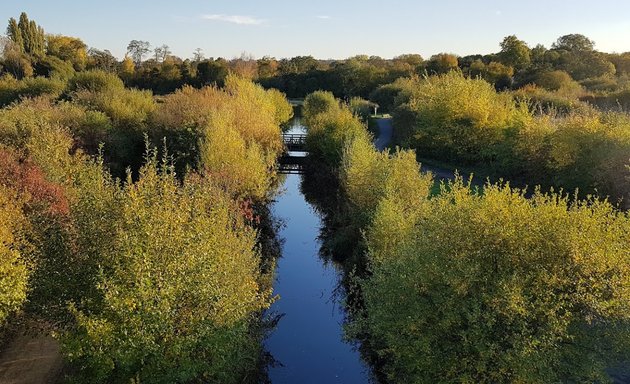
left=282, top=133, right=307, bottom=145
left=282, top=133, right=307, bottom=139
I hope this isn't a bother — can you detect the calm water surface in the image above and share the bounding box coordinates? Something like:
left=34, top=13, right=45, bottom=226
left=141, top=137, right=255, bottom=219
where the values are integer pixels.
left=265, top=117, right=371, bottom=383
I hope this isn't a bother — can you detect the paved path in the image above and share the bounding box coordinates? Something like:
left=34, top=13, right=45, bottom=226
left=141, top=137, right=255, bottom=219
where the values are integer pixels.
left=373, top=118, right=393, bottom=151
left=0, top=327, right=62, bottom=384
left=373, top=117, right=463, bottom=182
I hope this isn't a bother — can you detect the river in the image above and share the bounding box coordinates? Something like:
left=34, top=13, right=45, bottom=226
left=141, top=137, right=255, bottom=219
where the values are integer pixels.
left=264, top=118, right=372, bottom=383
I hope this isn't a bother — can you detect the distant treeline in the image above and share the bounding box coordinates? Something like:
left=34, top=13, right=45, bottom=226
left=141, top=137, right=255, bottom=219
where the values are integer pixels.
left=4, top=12, right=630, bottom=104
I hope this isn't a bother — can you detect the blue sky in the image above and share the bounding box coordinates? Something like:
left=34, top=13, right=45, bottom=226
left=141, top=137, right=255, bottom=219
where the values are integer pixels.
left=3, top=0, right=630, bottom=60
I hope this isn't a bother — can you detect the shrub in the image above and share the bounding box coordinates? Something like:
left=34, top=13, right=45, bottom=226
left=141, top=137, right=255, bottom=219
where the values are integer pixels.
left=66, top=70, right=124, bottom=93
left=535, top=70, right=581, bottom=92
left=302, top=91, right=374, bottom=168
left=369, top=78, right=416, bottom=114
left=302, top=90, right=339, bottom=128
left=511, top=84, right=589, bottom=115
left=0, top=186, right=30, bottom=324
left=348, top=97, right=375, bottom=121
left=392, top=72, right=526, bottom=162
left=34, top=56, right=76, bottom=80
left=150, top=77, right=288, bottom=182
left=63, top=158, right=272, bottom=384
left=358, top=179, right=630, bottom=383
left=0, top=74, right=65, bottom=107
left=342, top=134, right=433, bottom=242
left=546, top=112, right=630, bottom=207
left=72, top=87, right=155, bottom=129
left=265, top=88, right=294, bottom=129
left=200, top=122, right=273, bottom=200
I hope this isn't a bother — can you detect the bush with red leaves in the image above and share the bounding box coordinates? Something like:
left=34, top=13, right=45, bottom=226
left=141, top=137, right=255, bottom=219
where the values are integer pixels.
left=0, top=148, right=69, bottom=218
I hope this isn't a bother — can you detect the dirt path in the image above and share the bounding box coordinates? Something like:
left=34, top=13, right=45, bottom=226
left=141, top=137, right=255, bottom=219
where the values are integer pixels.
left=0, top=329, right=62, bottom=384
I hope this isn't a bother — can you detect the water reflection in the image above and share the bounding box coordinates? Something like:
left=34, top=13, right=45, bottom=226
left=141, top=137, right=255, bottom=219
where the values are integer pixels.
left=264, top=173, right=371, bottom=383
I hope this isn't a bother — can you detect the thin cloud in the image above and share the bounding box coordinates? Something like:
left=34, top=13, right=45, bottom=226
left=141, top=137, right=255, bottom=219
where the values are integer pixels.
left=201, top=14, right=266, bottom=25
left=316, top=15, right=332, bottom=20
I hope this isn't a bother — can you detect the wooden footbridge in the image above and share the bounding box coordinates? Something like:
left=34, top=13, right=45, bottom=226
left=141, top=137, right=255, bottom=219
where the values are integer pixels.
left=279, top=133, right=307, bottom=174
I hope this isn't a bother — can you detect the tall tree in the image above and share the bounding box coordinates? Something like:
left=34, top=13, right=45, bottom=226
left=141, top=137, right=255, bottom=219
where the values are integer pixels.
left=192, top=48, right=204, bottom=62
left=552, top=34, right=595, bottom=52
left=18, top=13, right=45, bottom=57
left=46, top=34, right=88, bottom=70
left=498, top=35, right=531, bottom=70
left=7, top=13, right=44, bottom=57
left=153, top=44, right=171, bottom=62
left=126, top=40, right=150, bottom=65
left=87, top=48, right=117, bottom=72
left=426, top=53, right=459, bottom=74
left=6, top=17, right=23, bottom=53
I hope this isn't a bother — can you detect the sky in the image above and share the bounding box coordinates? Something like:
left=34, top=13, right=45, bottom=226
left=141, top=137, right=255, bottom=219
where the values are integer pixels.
left=3, top=0, right=630, bottom=60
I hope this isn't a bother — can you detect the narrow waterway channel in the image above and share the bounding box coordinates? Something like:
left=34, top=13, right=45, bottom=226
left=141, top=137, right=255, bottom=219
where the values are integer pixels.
left=264, top=117, right=371, bottom=383
left=265, top=173, right=371, bottom=383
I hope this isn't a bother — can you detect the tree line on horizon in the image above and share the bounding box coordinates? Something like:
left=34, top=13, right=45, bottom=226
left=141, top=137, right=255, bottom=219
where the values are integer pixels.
left=3, top=12, right=630, bottom=100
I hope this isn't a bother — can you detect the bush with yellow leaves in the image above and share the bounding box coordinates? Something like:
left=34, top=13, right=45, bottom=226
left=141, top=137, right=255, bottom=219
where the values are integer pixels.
left=0, top=187, right=29, bottom=324
left=355, top=176, right=630, bottom=383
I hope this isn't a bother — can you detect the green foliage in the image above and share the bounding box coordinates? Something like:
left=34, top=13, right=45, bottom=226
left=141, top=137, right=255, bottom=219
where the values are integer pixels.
left=302, top=90, right=339, bottom=127
left=126, top=40, right=150, bottom=65
left=333, top=56, right=389, bottom=98
left=7, top=13, right=45, bottom=57
left=66, top=70, right=124, bottom=94
left=0, top=92, right=277, bottom=382
left=45, top=34, right=87, bottom=71
left=511, top=84, right=589, bottom=115
left=200, top=122, right=273, bottom=200
left=552, top=34, right=595, bottom=52
left=468, top=60, right=514, bottom=88
left=564, top=51, right=616, bottom=81
left=303, top=91, right=371, bottom=168
left=266, top=88, right=294, bottom=128
left=72, top=86, right=155, bottom=129
left=535, top=70, right=582, bottom=93
left=342, top=134, right=433, bottom=230
left=0, top=186, right=30, bottom=324
left=0, top=74, right=65, bottom=107
left=498, top=35, right=531, bottom=70
left=426, top=53, right=459, bottom=74
left=150, top=76, right=288, bottom=185
left=348, top=97, right=375, bottom=121
left=358, top=179, right=630, bottom=383
left=392, top=71, right=526, bottom=162
left=64, top=71, right=155, bottom=174
left=196, top=59, right=229, bottom=86
left=0, top=98, right=113, bottom=155
left=368, top=77, right=416, bottom=113
left=545, top=113, right=630, bottom=207
left=304, top=99, right=630, bottom=382
left=34, top=55, right=76, bottom=80
left=63, top=157, right=272, bottom=384
left=6, top=18, right=24, bottom=54
left=586, top=88, right=630, bottom=112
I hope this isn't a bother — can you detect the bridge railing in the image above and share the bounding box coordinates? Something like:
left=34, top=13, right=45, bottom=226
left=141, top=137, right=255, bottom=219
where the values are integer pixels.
left=282, top=133, right=307, bottom=146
